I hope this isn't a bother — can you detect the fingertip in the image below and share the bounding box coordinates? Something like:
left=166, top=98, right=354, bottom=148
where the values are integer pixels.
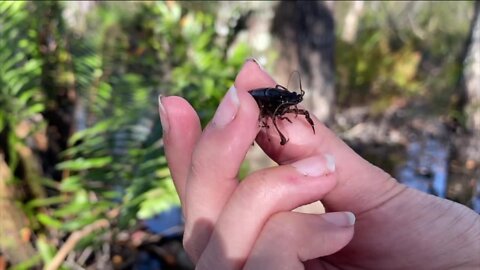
left=158, top=95, right=169, bottom=133
left=295, top=212, right=355, bottom=261
left=234, top=59, right=277, bottom=92
left=161, top=96, right=201, bottom=137
left=161, top=96, right=203, bottom=207
left=162, top=96, right=198, bottom=119
left=237, top=87, right=260, bottom=121
left=322, top=211, right=356, bottom=227
left=291, top=154, right=336, bottom=177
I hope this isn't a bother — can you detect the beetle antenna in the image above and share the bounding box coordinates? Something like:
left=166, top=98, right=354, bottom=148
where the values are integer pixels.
left=299, top=76, right=304, bottom=96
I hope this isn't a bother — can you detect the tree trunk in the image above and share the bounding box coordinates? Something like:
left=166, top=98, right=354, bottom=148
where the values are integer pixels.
left=464, top=1, right=480, bottom=134
left=244, top=1, right=336, bottom=173
left=271, top=0, right=336, bottom=123
left=36, top=2, right=77, bottom=181
left=342, top=1, right=364, bottom=43
left=0, top=155, right=36, bottom=265
left=448, top=1, right=480, bottom=212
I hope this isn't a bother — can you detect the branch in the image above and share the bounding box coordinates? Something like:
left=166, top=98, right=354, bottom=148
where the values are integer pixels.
left=45, top=219, right=110, bottom=270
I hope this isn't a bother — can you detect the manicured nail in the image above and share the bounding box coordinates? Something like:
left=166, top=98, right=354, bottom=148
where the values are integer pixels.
left=323, top=212, right=356, bottom=227
left=211, top=86, right=239, bottom=128
left=291, top=154, right=336, bottom=177
left=158, top=95, right=169, bottom=133
left=246, top=57, right=264, bottom=70
left=325, top=154, right=335, bottom=173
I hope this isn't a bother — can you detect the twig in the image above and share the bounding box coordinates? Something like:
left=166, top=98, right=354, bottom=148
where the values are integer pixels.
left=45, top=219, right=110, bottom=270
left=77, top=246, right=93, bottom=266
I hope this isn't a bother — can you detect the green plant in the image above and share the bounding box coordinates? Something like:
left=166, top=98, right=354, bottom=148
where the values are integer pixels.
left=1, top=1, right=250, bottom=267
left=53, top=2, right=249, bottom=229
left=0, top=1, right=44, bottom=173
left=0, top=0, right=46, bottom=265
left=336, top=29, right=422, bottom=112
left=335, top=1, right=472, bottom=116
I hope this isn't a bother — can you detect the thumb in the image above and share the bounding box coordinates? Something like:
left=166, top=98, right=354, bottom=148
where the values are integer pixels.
left=234, top=60, right=402, bottom=214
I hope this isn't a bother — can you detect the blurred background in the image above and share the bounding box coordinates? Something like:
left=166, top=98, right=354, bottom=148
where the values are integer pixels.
left=0, top=1, right=479, bottom=269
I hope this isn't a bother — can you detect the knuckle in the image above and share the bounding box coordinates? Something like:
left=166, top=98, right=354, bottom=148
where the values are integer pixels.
left=189, top=157, right=203, bottom=178
left=237, top=170, right=271, bottom=203
left=190, top=148, right=205, bottom=174
left=189, top=149, right=216, bottom=180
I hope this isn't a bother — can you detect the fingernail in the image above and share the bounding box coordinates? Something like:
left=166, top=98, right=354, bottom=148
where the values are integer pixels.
left=325, top=154, right=335, bottom=173
left=323, top=212, right=356, bottom=227
left=158, top=95, right=169, bottom=133
left=291, top=154, right=336, bottom=177
left=211, top=86, right=239, bottom=128
left=246, top=57, right=265, bottom=70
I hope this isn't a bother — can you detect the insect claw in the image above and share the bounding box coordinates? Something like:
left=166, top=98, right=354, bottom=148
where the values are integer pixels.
left=304, top=113, right=315, bottom=134
left=280, top=116, right=292, bottom=123
left=280, top=136, right=289, bottom=146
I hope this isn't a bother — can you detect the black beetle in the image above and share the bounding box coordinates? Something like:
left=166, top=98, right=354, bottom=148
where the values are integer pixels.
left=248, top=79, right=315, bottom=145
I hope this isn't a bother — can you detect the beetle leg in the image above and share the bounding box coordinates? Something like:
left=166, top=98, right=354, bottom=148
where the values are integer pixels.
left=279, top=116, right=292, bottom=123
left=272, top=116, right=289, bottom=145
left=261, top=119, right=270, bottom=128
left=294, top=105, right=299, bottom=118
left=270, top=104, right=291, bottom=145
left=284, top=108, right=315, bottom=134
left=260, top=116, right=271, bottom=142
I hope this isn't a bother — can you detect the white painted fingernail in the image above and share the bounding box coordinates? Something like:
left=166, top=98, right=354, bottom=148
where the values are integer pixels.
left=211, top=86, right=239, bottom=128
left=291, top=154, right=336, bottom=177
left=246, top=57, right=265, bottom=70
left=325, top=154, right=335, bottom=173
left=158, top=95, right=169, bottom=133
left=323, top=212, right=356, bottom=227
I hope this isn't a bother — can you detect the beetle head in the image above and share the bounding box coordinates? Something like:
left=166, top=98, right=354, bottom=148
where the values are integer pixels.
left=294, top=91, right=304, bottom=103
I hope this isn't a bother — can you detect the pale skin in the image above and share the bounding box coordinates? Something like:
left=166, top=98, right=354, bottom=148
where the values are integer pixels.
left=159, top=59, right=480, bottom=270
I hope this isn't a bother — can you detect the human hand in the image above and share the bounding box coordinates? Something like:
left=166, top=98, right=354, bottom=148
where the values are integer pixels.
left=160, top=59, right=480, bottom=269
left=159, top=68, right=354, bottom=269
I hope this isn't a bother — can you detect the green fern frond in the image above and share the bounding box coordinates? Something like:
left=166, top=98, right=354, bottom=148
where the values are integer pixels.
left=0, top=1, right=43, bottom=171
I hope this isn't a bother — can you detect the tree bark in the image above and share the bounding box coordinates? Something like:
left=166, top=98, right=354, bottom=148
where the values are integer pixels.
left=244, top=1, right=337, bottom=173
left=0, top=155, right=36, bottom=265
left=271, top=0, right=336, bottom=123
left=448, top=1, right=480, bottom=212
left=464, top=1, right=480, bottom=134
left=462, top=0, right=480, bottom=212
left=342, top=1, right=364, bottom=43
left=36, top=2, right=77, bottom=181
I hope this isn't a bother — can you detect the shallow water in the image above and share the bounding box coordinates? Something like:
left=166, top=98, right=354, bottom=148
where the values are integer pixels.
left=397, top=138, right=450, bottom=198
